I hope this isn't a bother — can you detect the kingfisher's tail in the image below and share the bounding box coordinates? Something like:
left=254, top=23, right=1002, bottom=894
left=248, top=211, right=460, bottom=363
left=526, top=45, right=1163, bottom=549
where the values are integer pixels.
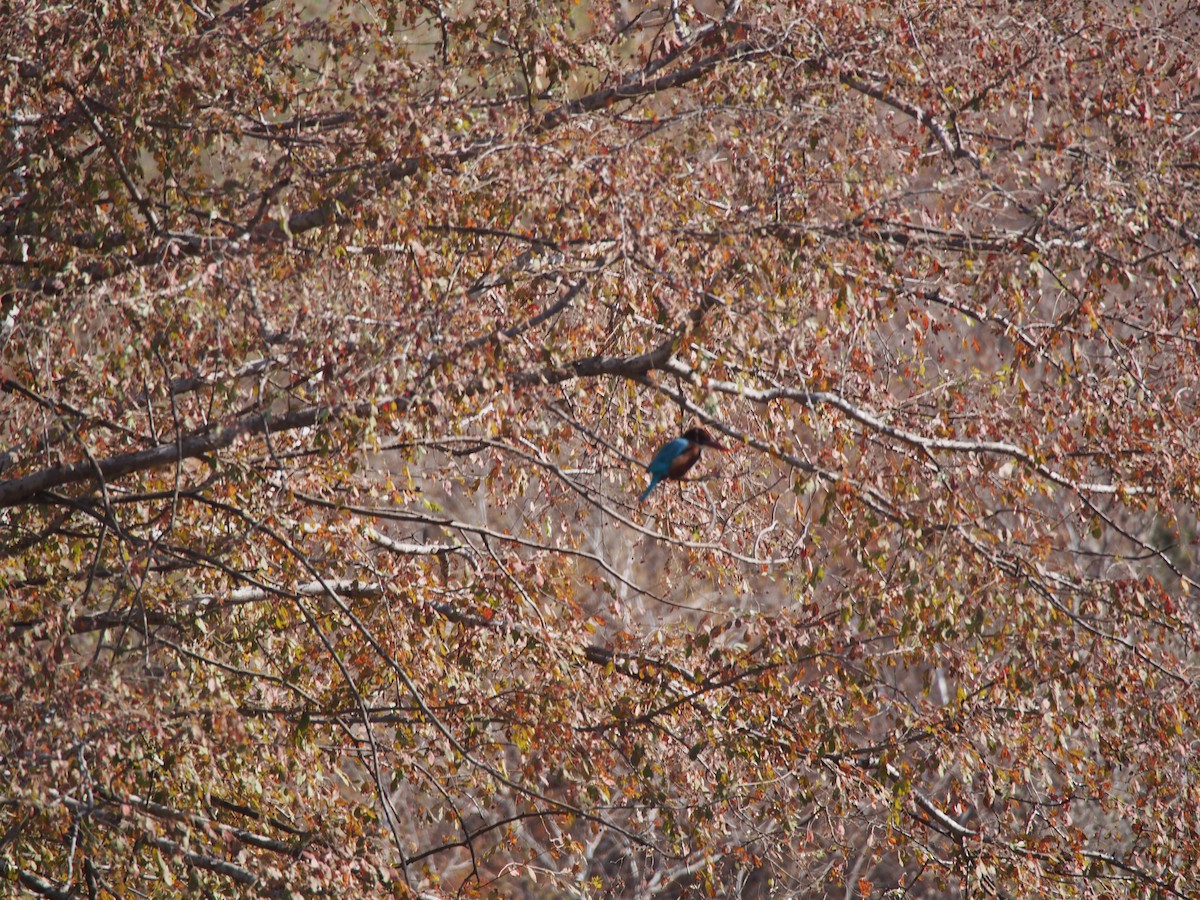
left=639, top=476, right=661, bottom=503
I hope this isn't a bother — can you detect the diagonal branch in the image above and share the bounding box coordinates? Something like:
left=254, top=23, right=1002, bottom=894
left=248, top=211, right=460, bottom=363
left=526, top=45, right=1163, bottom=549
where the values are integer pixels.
left=656, top=358, right=1151, bottom=497
left=534, top=37, right=765, bottom=133
left=0, top=290, right=724, bottom=509
left=837, top=69, right=980, bottom=170
left=0, top=390, right=334, bottom=507
left=0, top=861, right=77, bottom=900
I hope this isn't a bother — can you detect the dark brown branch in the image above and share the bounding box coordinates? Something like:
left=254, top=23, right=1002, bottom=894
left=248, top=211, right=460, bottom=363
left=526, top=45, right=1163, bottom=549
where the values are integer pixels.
left=534, top=38, right=765, bottom=133
left=0, top=861, right=78, bottom=900
left=10, top=22, right=766, bottom=305
left=271, top=34, right=764, bottom=241
left=198, top=0, right=275, bottom=35
left=143, top=834, right=258, bottom=885
left=0, top=395, right=333, bottom=508
left=0, top=288, right=724, bottom=508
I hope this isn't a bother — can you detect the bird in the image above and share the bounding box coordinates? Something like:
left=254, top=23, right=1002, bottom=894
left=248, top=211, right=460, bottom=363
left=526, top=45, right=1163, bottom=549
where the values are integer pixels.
left=639, top=427, right=728, bottom=502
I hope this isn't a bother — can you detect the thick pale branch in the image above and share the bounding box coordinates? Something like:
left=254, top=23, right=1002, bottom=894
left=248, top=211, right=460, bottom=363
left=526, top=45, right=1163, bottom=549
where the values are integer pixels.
left=658, top=358, right=1149, bottom=497
left=638, top=377, right=907, bottom=526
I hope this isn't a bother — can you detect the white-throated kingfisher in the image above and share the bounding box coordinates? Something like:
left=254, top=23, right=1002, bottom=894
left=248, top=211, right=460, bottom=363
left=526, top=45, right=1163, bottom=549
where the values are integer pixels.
left=639, top=427, right=727, bottom=502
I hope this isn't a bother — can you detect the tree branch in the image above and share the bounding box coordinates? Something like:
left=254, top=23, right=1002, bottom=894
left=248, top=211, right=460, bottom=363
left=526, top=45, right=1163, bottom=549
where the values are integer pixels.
left=0, top=861, right=78, bottom=900
left=657, top=358, right=1151, bottom=497
left=0, top=289, right=723, bottom=509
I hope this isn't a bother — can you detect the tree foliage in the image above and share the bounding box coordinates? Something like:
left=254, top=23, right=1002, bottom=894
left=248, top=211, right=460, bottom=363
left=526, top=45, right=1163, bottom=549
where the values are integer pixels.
left=3, top=0, right=1200, bottom=896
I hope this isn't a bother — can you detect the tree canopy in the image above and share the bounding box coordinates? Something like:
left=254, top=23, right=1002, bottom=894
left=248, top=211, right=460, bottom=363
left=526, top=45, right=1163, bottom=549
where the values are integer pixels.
left=3, top=0, right=1199, bottom=896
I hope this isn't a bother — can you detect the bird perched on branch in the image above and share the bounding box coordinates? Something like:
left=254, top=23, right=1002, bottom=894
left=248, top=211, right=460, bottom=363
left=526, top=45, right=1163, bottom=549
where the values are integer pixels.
left=639, top=427, right=728, bottom=502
